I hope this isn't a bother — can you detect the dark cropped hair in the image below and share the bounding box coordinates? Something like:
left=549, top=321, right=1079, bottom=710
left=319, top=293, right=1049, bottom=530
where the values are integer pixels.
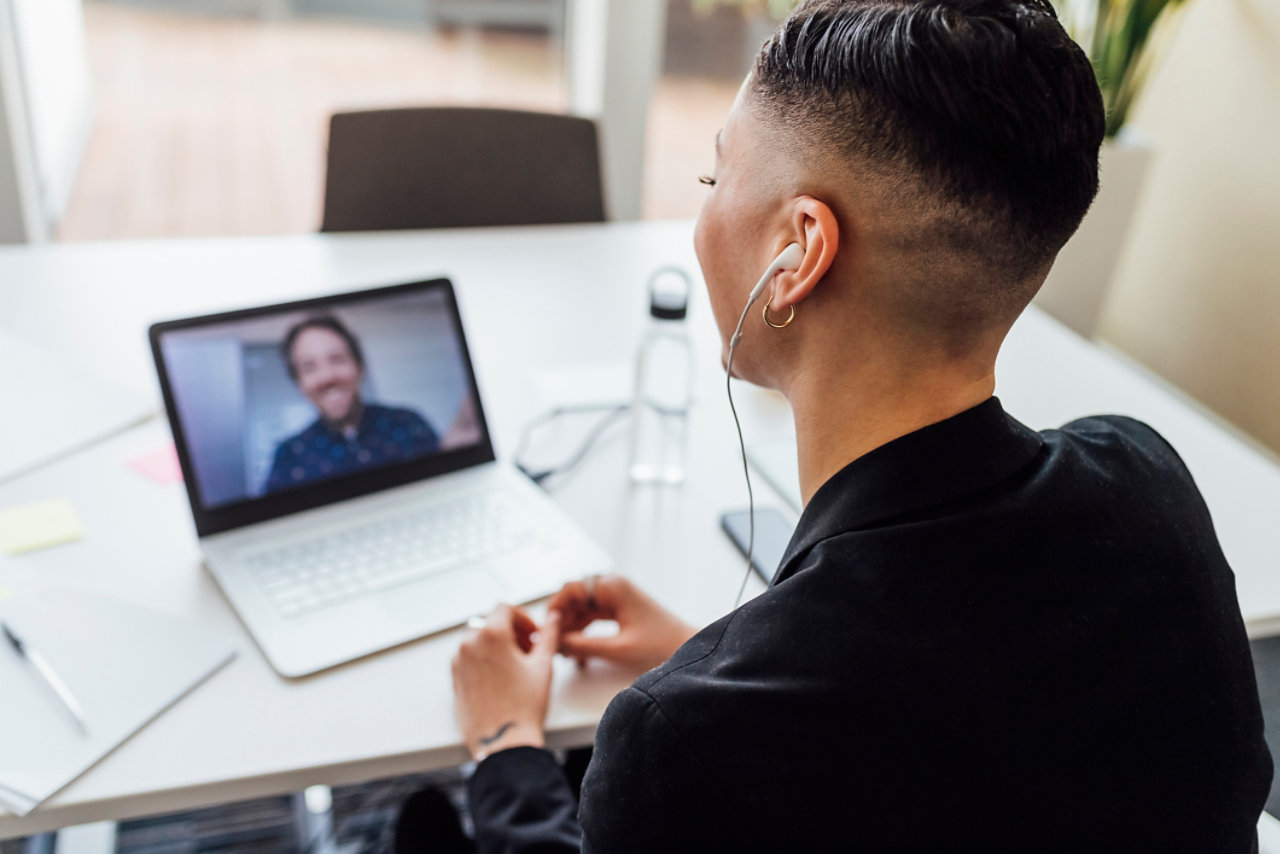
left=753, top=0, right=1104, bottom=308
left=281, top=315, right=365, bottom=381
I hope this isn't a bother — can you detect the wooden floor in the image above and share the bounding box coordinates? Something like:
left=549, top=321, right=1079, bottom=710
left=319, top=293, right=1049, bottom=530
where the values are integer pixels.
left=57, top=2, right=738, bottom=241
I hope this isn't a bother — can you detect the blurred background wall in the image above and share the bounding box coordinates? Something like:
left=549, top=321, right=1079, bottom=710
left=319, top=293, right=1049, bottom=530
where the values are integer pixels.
left=1099, top=0, right=1280, bottom=455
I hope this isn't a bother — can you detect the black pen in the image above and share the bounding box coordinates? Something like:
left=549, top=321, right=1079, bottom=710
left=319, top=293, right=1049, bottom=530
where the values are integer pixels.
left=2, top=619, right=90, bottom=736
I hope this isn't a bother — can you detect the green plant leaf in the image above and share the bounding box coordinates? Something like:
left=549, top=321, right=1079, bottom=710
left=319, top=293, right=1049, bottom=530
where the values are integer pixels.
left=1057, top=0, right=1188, bottom=135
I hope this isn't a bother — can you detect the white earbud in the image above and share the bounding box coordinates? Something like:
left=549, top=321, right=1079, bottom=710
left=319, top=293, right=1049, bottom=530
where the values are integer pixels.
left=733, top=243, right=803, bottom=349
left=747, top=243, right=804, bottom=306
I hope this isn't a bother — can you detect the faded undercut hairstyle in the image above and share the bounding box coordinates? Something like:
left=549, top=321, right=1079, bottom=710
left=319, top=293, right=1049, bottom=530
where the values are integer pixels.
left=753, top=0, right=1105, bottom=327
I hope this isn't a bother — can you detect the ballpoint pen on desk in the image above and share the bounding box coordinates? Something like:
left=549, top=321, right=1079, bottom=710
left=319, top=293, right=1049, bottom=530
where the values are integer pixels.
left=2, top=619, right=90, bottom=736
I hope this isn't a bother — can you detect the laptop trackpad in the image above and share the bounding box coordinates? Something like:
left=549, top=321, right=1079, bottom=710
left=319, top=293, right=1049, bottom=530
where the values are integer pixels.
left=380, top=567, right=506, bottom=630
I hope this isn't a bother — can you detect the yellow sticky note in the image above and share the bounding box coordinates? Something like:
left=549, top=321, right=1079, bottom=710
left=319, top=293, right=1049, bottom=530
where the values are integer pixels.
left=0, top=587, right=9, bottom=603
left=0, top=499, right=85, bottom=555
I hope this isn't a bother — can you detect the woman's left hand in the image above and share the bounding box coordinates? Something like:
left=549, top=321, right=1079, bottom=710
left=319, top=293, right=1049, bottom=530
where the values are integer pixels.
left=452, top=604, right=561, bottom=760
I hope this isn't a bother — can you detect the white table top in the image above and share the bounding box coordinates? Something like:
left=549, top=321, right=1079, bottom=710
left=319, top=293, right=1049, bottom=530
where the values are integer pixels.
left=1, top=220, right=1278, bottom=837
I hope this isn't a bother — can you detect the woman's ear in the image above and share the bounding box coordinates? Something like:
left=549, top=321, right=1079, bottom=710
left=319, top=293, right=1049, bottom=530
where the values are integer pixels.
left=771, top=196, right=839, bottom=309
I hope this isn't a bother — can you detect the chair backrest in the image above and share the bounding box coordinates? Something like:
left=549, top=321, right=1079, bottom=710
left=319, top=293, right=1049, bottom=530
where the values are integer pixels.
left=320, top=107, right=606, bottom=232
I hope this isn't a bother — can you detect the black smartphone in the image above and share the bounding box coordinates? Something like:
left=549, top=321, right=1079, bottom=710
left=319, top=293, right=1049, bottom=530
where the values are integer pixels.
left=720, top=507, right=795, bottom=585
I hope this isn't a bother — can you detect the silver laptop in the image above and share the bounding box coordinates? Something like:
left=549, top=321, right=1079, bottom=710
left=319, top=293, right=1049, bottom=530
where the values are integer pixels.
left=150, top=279, right=610, bottom=677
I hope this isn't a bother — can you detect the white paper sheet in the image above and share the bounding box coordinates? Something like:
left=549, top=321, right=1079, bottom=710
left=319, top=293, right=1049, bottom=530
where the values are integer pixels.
left=0, top=332, right=156, bottom=483
left=0, top=586, right=235, bottom=816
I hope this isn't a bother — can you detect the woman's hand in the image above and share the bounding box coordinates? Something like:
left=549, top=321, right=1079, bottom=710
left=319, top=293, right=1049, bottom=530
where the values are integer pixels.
left=452, top=604, right=560, bottom=760
left=548, top=576, right=697, bottom=672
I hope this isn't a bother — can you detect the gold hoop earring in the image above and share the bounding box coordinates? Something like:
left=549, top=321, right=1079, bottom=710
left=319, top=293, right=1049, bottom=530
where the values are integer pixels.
left=762, top=298, right=796, bottom=329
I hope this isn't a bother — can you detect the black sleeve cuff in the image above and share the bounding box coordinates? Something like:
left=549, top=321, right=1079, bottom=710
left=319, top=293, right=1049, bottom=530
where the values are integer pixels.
left=469, top=746, right=582, bottom=854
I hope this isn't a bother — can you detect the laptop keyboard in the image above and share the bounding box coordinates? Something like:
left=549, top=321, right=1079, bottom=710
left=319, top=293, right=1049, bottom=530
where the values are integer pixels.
left=243, top=494, right=537, bottom=619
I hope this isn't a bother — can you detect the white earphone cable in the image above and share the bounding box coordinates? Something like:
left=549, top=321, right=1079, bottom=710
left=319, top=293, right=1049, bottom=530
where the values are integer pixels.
left=724, top=243, right=801, bottom=609
left=727, top=301, right=756, bottom=610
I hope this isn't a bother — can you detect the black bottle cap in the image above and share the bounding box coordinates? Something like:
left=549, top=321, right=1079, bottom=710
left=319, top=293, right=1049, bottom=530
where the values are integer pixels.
left=648, top=266, right=691, bottom=321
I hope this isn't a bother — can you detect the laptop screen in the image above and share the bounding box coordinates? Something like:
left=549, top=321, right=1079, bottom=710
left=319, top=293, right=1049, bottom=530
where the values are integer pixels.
left=151, top=280, right=496, bottom=536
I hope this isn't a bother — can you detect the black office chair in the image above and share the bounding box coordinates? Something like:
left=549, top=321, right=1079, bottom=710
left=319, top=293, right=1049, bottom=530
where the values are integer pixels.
left=320, top=107, right=606, bottom=232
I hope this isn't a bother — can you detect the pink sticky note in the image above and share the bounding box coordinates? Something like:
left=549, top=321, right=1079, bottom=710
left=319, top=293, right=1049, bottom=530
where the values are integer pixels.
left=128, top=443, right=183, bottom=485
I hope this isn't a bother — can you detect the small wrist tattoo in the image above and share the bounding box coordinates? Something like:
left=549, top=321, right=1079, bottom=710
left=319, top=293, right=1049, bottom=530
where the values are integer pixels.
left=478, top=721, right=517, bottom=748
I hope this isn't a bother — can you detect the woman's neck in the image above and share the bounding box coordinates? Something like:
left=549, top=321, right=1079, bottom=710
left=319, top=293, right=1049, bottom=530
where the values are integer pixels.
left=787, top=365, right=996, bottom=506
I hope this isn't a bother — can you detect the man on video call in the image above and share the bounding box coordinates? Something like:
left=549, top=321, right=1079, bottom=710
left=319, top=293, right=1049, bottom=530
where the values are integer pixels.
left=410, top=0, right=1272, bottom=850
left=264, top=315, right=439, bottom=493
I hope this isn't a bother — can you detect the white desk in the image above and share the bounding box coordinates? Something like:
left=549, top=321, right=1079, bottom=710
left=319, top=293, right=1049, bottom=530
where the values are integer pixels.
left=2, top=220, right=1279, bottom=838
